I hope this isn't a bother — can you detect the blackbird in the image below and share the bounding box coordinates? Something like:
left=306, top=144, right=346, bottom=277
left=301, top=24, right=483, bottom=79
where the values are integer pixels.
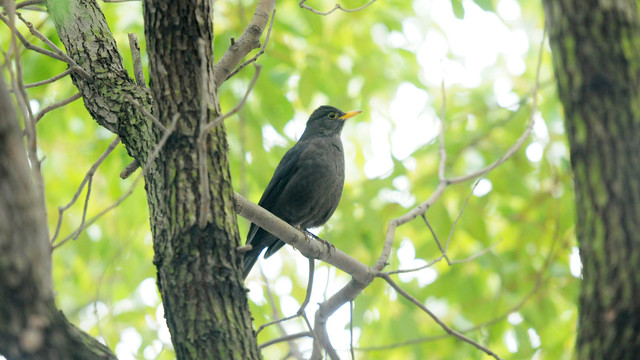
left=242, top=105, right=361, bottom=279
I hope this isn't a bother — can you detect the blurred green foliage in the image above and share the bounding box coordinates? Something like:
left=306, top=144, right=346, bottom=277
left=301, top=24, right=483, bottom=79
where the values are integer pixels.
left=2, top=0, right=577, bottom=358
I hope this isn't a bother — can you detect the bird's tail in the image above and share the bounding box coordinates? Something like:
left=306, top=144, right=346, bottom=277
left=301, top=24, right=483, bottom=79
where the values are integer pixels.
left=242, top=246, right=263, bottom=279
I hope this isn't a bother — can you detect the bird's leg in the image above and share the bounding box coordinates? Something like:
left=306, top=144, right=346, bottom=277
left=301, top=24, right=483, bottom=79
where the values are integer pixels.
left=304, top=230, right=336, bottom=253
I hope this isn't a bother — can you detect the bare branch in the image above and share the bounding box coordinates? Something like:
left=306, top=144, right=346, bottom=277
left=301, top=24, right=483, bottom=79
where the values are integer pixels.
left=298, top=0, right=376, bottom=15
left=379, top=273, right=501, bottom=359
left=214, top=0, right=275, bottom=86
left=449, top=241, right=499, bottom=264
left=358, top=231, right=559, bottom=353
left=16, top=0, right=44, bottom=9
left=33, top=92, right=82, bottom=124
left=54, top=114, right=179, bottom=249
left=50, top=136, right=121, bottom=245
left=384, top=255, right=444, bottom=275
left=125, top=95, right=166, bottom=132
left=446, top=28, right=546, bottom=185
left=0, top=13, right=66, bottom=61
left=258, top=332, right=313, bottom=350
left=255, top=313, right=299, bottom=337
left=438, top=77, right=446, bottom=181
left=375, top=24, right=546, bottom=274
left=441, top=179, right=481, bottom=261
left=223, top=9, right=275, bottom=82
left=349, top=300, right=355, bottom=360
left=15, top=12, right=93, bottom=81
left=203, top=65, right=261, bottom=134
left=22, top=68, right=73, bottom=89
left=422, top=214, right=449, bottom=263
left=311, top=280, right=365, bottom=360
left=119, top=159, right=140, bottom=179
left=128, top=33, right=145, bottom=86
left=256, top=266, right=305, bottom=359
left=234, top=193, right=372, bottom=283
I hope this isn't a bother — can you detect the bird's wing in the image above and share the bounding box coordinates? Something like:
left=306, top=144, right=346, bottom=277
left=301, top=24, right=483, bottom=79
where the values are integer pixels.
left=246, top=142, right=306, bottom=244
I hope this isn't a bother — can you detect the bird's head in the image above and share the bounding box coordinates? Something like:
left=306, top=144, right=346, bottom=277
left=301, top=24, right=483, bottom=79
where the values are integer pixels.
left=302, top=105, right=362, bottom=138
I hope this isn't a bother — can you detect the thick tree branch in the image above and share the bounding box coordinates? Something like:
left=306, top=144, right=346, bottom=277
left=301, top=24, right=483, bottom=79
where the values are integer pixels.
left=234, top=192, right=373, bottom=284
left=213, top=0, right=275, bottom=86
left=45, top=0, right=154, bottom=153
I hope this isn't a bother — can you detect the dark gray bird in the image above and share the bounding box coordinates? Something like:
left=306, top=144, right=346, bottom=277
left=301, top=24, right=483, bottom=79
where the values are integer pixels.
left=242, top=105, right=361, bottom=279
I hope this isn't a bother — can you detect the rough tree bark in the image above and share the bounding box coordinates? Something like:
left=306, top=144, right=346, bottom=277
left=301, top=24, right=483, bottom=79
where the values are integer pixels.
left=0, top=75, right=116, bottom=359
left=142, top=0, right=260, bottom=358
left=543, top=0, right=640, bottom=358
left=39, top=0, right=261, bottom=358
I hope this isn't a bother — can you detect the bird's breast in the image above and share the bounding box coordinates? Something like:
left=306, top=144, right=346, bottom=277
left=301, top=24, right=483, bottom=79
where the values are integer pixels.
left=275, top=137, right=345, bottom=227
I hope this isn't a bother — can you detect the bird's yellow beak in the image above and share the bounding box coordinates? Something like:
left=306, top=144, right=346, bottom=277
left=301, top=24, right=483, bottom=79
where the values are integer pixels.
left=339, top=110, right=362, bottom=120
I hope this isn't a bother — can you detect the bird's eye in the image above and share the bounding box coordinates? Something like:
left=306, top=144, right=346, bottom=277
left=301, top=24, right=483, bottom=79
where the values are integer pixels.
left=328, top=112, right=337, bottom=119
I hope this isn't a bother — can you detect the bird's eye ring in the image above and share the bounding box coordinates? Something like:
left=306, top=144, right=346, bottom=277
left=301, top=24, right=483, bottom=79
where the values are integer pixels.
left=328, top=112, right=337, bottom=119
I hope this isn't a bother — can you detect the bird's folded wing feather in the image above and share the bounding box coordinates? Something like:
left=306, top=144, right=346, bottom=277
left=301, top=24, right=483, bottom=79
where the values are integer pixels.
left=246, top=142, right=307, bottom=244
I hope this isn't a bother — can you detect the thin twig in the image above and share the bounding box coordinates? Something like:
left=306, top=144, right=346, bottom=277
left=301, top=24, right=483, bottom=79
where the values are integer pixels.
left=33, top=92, right=82, bottom=124
left=258, top=332, right=313, bottom=350
left=125, top=95, right=166, bottom=132
left=349, top=300, right=355, bottom=360
left=293, top=258, right=320, bottom=352
left=50, top=137, right=121, bottom=244
left=0, top=13, right=65, bottom=61
left=438, top=76, right=446, bottom=181
left=21, top=68, right=73, bottom=89
left=449, top=240, right=500, bottom=264
left=385, top=240, right=499, bottom=275
left=54, top=114, right=179, bottom=249
left=359, top=229, right=559, bottom=353
left=446, top=27, right=546, bottom=185
left=255, top=258, right=316, bottom=339
left=298, top=0, right=377, bottom=15
left=255, top=313, right=300, bottom=337
left=16, top=0, right=44, bottom=9
left=202, top=65, right=261, bottom=133
left=128, top=33, right=145, bottom=86
left=224, top=9, right=275, bottom=82
left=384, top=255, right=444, bottom=275
left=15, top=12, right=93, bottom=81
left=441, top=179, right=482, bottom=261
left=378, top=273, right=501, bottom=359
left=256, top=265, right=305, bottom=359
left=422, top=214, right=449, bottom=263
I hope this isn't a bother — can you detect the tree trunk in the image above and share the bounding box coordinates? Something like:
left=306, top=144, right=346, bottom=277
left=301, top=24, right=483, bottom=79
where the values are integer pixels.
left=543, top=1, right=640, bottom=358
left=43, top=0, right=260, bottom=358
left=142, top=1, right=260, bottom=358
